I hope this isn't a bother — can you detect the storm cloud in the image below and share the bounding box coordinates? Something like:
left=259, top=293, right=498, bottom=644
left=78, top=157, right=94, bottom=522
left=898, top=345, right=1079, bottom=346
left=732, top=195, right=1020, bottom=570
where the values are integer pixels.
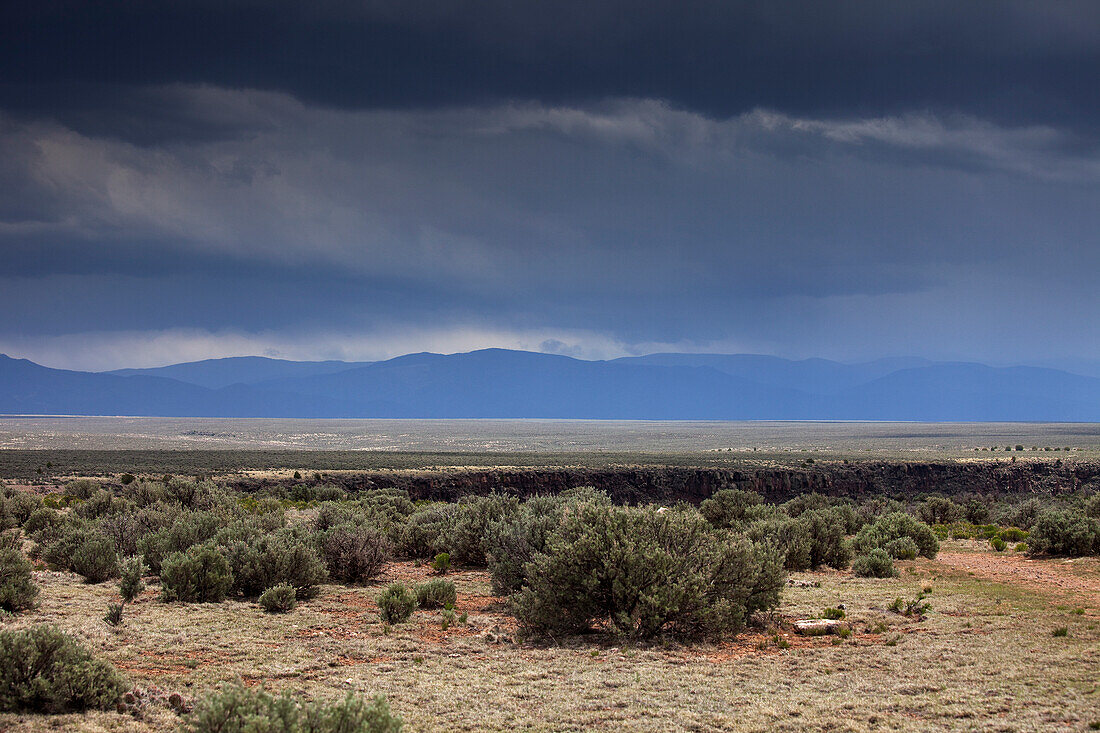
left=2, top=2, right=1099, bottom=370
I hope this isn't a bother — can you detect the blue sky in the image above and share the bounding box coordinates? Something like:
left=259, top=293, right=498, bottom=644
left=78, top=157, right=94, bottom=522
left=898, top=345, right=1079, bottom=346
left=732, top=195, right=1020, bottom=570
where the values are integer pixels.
left=2, top=1, right=1100, bottom=371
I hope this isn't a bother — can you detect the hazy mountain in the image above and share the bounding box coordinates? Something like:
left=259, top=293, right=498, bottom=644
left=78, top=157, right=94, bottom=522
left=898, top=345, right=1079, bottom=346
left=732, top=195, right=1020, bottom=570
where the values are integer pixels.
left=109, top=356, right=372, bottom=389
left=614, top=354, right=932, bottom=393
left=2, top=350, right=1100, bottom=420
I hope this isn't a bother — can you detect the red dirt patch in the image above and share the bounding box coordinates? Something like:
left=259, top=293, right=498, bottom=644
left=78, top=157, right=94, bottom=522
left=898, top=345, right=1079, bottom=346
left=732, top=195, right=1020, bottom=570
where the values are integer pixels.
left=936, top=551, right=1100, bottom=606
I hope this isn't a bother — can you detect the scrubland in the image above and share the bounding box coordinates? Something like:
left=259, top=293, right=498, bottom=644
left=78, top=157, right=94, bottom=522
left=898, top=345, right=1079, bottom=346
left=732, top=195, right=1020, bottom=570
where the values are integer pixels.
left=1, top=471, right=1098, bottom=732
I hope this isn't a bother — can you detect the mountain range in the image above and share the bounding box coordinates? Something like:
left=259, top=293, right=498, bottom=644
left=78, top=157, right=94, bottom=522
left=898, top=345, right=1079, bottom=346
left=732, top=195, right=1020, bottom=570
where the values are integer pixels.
left=2, top=350, right=1099, bottom=421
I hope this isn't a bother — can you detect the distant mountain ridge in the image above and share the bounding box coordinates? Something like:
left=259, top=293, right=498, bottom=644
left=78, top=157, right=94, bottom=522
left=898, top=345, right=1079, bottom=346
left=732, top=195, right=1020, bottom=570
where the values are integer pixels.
left=2, top=350, right=1100, bottom=420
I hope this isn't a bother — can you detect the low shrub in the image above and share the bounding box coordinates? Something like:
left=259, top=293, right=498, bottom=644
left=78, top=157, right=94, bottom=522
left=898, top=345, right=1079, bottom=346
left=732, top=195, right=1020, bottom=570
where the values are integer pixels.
left=746, top=516, right=812, bottom=571
left=415, top=579, right=457, bottom=609
left=71, top=534, right=120, bottom=584
left=485, top=494, right=572, bottom=594
left=22, top=508, right=61, bottom=535
left=118, top=556, right=146, bottom=602
left=182, top=682, right=402, bottom=733
left=512, top=503, right=784, bottom=640
left=160, top=544, right=234, bottom=603
left=258, top=584, right=296, bottom=613
left=1027, top=509, right=1100, bottom=557
left=103, top=603, right=123, bottom=626
left=700, top=489, right=762, bottom=529
left=431, top=552, right=451, bottom=574
left=396, top=504, right=457, bottom=559
left=822, top=607, right=845, bottom=620
left=917, top=497, right=963, bottom=525
left=445, top=494, right=519, bottom=566
left=223, top=529, right=328, bottom=599
left=321, top=524, right=390, bottom=584
left=852, top=549, right=897, bottom=578
left=884, top=536, right=919, bottom=560
left=853, top=513, right=939, bottom=559
left=0, top=626, right=128, bottom=713
left=377, top=583, right=417, bottom=624
left=997, top=527, right=1028, bottom=543
left=990, top=537, right=1007, bottom=552
left=0, top=547, right=38, bottom=612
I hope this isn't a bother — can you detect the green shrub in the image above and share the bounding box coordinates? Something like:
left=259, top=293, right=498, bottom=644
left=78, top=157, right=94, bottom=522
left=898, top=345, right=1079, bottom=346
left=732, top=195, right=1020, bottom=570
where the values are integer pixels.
left=852, top=549, right=897, bottom=578
left=71, top=534, right=120, bottom=584
left=822, top=607, right=845, bottom=620
left=512, top=503, right=784, bottom=640
left=445, top=494, right=519, bottom=566
left=397, top=504, right=457, bottom=559
left=1, top=491, right=42, bottom=529
left=0, top=547, right=38, bottom=612
left=223, top=529, right=328, bottom=599
left=485, top=494, right=572, bottom=594
left=0, top=626, right=127, bottom=713
left=990, top=537, right=1007, bottom=552
left=103, top=603, right=123, bottom=626
left=853, top=513, right=939, bottom=559
left=22, top=508, right=61, bottom=535
left=118, top=555, right=146, bottom=602
left=782, top=492, right=831, bottom=518
left=138, top=510, right=222, bottom=574
left=415, top=579, right=457, bottom=609
left=1027, top=509, right=1100, bottom=557
left=377, top=583, right=417, bottom=624
left=700, top=489, right=762, bottom=529
left=746, top=516, right=812, bottom=571
left=431, top=552, right=451, bottom=574
left=259, top=584, right=296, bottom=613
left=800, top=508, right=853, bottom=570
left=160, top=544, right=234, bottom=602
left=997, top=527, right=1028, bottom=543
left=1014, top=542, right=1028, bottom=552
left=917, top=497, right=963, bottom=525
left=1052, top=626, right=1068, bottom=637
left=884, top=536, right=919, bottom=560
left=321, top=524, right=390, bottom=584
left=64, top=479, right=102, bottom=500
left=182, top=682, right=401, bottom=733
left=73, top=490, right=133, bottom=520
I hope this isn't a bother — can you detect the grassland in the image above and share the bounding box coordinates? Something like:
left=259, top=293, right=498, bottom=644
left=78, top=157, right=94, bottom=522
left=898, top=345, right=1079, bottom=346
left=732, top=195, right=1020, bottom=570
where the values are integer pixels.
left=1, top=540, right=1097, bottom=732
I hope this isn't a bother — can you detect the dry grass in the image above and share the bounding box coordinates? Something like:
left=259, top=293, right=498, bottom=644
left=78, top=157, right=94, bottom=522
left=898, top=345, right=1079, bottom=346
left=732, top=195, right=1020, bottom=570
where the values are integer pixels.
left=1, top=542, right=1098, bottom=732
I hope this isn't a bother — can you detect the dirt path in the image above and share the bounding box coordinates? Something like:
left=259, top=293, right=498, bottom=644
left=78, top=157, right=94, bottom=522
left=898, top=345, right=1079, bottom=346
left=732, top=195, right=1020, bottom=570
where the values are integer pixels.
left=936, top=551, right=1100, bottom=607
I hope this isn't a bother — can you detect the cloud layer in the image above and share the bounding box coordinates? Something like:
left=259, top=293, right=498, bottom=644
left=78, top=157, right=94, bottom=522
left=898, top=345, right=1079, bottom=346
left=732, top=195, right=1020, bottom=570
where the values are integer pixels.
left=3, top=4, right=1099, bottom=370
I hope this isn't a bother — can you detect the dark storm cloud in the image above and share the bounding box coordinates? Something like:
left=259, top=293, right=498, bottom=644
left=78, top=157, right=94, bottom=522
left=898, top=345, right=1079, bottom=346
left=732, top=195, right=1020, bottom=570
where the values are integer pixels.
left=2, top=2, right=1100, bottom=370
left=3, top=1, right=1100, bottom=133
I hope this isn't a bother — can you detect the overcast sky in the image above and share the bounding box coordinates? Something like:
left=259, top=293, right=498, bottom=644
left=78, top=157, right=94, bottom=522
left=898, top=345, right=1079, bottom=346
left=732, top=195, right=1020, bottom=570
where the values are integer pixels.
left=3, top=1, right=1100, bottom=371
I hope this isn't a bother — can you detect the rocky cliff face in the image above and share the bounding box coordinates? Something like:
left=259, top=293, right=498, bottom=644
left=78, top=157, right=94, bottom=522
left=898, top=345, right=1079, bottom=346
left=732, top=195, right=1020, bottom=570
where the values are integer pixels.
left=228, top=460, right=1099, bottom=504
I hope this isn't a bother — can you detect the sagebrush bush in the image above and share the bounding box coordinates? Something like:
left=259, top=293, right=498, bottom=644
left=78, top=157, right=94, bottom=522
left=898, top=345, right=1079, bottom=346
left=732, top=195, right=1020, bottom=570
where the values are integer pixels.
left=1, top=491, right=42, bottom=529
left=884, top=536, right=919, bottom=560
left=138, top=510, right=222, bottom=573
left=917, top=496, right=963, bottom=525
left=160, top=544, right=233, bottom=602
left=0, top=626, right=128, bottom=713
left=853, top=513, right=939, bottom=559
left=852, top=549, right=897, bottom=578
left=22, top=507, right=61, bottom=535
left=485, top=495, right=568, bottom=594
left=224, top=529, right=328, bottom=599
left=377, top=583, right=417, bottom=624
left=746, top=516, right=812, bottom=571
left=321, top=524, right=391, bottom=583
left=73, top=490, right=133, bottom=520
left=182, top=682, right=402, bottom=733
left=258, top=583, right=296, bottom=613
left=1027, top=509, right=1100, bottom=557
left=0, top=547, right=38, bottom=612
left=800, top=508, right=853, bottom=570
left=118, top=555, right=146, bottom=602
left=445, top=493, right=519, bottom=566
left=512, top=502, right=784, bottom=640
left=700, top=489, right=762, bottom=529
left=415, top=579, right=457, bottom=609
left=71, top=534, right=120, bottom=584
left=397, top=504, right=457, bottom=559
